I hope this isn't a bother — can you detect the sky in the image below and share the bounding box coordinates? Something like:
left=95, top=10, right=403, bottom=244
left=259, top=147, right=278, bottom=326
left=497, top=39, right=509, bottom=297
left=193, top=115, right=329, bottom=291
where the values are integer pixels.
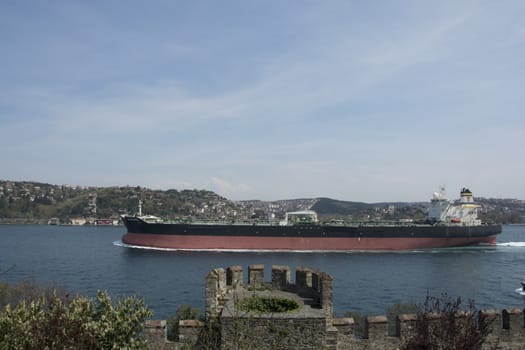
left=1, top=1, right=524, bottom=202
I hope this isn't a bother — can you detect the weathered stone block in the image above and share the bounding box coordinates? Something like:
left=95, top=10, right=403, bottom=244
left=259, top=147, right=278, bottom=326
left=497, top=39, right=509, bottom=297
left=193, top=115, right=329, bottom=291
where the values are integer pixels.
left=296, top=266, right=313, bottom=288
left=205, top=268, right=227, bottom=319
left=320, top=272, right=333, bottom=312
left=365, top=315, right=388, bottom=340
left=178, top=319, right=204, bottom=344
left=227, top=265, right=243, bottom=288
left=145, top=319, right=167, bottom=343
left=272, top=265, right=291, bottom=290
left=398, top=313, right=417, bottom=344
left=248, top=264, right=264, bottom=287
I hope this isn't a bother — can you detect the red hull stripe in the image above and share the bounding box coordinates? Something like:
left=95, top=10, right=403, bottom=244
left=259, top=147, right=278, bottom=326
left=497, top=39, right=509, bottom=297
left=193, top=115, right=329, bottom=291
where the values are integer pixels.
left=122, top=233, right=497, bottom=251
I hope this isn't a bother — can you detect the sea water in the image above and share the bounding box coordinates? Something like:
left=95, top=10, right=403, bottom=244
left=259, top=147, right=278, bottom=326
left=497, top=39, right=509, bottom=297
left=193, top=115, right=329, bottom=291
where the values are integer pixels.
left=1, top=224, right=524, bottom=319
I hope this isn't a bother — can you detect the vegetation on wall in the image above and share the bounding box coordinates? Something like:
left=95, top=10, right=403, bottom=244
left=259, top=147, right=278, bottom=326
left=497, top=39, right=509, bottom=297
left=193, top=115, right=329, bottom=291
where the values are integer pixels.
left=237, top=296, right=300, bottom=314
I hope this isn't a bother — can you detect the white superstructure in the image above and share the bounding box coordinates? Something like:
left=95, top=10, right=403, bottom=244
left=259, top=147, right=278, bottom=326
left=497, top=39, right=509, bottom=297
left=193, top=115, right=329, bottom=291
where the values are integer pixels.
left=428, top=186, right=450, bottom=222
left=428, top=187, right=482, bottom=226
left=280, top=210, right=319, bottom=226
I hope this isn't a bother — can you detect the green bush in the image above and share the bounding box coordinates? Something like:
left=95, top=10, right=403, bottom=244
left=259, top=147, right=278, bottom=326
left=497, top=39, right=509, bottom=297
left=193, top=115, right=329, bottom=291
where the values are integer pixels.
left=0, top=288, right=153, bottom=349
left=238, top=296, right=299, bottom=313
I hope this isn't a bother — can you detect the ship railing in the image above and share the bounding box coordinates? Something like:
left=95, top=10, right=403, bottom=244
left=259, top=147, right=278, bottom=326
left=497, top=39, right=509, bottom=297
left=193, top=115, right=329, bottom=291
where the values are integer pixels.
left=161, top=217, right=427, bottom=227
left=322, top=220, right=424, bottom=227
left=165, top=218, right=284, bottom=226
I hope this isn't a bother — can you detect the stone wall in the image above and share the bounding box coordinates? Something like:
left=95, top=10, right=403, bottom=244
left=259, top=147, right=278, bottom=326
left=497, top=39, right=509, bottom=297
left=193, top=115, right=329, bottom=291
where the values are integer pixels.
left=220, top=315, right=326, bottom=350
left=145, top=264, right=525, bottom=350
left=206, top=264, right=334, bottom=349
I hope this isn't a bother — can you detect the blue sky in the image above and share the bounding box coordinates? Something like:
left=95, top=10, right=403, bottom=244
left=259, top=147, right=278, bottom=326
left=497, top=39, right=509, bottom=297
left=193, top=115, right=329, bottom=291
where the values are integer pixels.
left=1, top=1, right=524, bottom=202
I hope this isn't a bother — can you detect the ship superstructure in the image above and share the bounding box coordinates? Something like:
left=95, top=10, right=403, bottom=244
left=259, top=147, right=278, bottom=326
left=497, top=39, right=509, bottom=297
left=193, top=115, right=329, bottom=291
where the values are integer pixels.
left=428, top=187, right=482, bottom=226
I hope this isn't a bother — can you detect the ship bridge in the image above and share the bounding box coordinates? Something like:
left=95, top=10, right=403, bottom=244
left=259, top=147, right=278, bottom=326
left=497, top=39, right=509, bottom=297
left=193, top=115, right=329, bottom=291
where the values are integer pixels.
left=280, top=210, right=319, bottom=226
left=428, top=187, right=482, bottom=226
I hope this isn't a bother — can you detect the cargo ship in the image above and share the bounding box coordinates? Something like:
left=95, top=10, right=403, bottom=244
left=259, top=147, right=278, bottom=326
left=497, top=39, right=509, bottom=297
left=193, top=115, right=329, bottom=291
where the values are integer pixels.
left=121, top=188, right=501, bottom=251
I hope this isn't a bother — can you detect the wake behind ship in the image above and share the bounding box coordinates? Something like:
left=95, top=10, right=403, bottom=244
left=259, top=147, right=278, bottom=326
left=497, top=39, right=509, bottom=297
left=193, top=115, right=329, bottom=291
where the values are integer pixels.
left=121, top=188, right=501, bottom=251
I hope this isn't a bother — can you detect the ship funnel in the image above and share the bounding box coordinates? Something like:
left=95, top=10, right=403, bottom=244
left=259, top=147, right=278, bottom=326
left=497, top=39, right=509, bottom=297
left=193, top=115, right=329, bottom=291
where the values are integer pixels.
left=460, top=188, right=474, bottom=203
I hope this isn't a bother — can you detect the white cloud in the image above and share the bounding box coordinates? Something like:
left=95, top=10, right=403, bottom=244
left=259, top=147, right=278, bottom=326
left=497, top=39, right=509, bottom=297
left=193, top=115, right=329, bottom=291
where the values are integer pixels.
left=1, top=1, right=524, bottom=201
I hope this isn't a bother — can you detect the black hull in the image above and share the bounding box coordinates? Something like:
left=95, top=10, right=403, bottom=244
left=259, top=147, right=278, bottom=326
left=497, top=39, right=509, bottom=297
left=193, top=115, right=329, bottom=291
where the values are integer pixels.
left=123, top=217, right=501, bottom=239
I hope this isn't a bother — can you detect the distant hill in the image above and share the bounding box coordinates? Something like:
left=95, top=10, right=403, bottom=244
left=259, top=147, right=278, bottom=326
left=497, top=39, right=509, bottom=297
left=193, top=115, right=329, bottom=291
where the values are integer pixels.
left=308, top=197, right=429, bottom=221
left=1, top=180, right=524, bottom=224
left=0, top=180, right=241, bottom=224
left=311, top=197, right=372, bottom=215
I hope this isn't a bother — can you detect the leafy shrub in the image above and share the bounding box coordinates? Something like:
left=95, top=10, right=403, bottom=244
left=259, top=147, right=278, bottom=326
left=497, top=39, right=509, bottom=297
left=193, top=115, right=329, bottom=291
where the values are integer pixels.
left=238, top=296, right=299, bottom=313
left=0, top=288, right=153, bottom=349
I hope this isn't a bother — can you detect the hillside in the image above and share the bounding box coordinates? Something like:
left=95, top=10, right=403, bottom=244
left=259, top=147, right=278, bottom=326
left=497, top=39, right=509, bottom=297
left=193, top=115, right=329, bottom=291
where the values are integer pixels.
left=1, top=180, right=524, bottom=224
left=310, top=198, right=429, bottom=222
left=311, top=197, right=371, bottom=215
left=0, top=180, right=243, bottom=224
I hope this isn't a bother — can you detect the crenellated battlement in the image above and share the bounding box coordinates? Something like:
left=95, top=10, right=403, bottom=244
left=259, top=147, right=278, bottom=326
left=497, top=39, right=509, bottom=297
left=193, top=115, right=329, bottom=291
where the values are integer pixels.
left=204, top=264, right=333, bottom=321
left=146, top=264, right=525, bottom=350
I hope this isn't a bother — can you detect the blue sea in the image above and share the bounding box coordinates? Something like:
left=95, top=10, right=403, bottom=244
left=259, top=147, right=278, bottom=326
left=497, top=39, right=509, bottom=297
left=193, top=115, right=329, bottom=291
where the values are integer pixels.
left=1, top=224, right=525, bottom=319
